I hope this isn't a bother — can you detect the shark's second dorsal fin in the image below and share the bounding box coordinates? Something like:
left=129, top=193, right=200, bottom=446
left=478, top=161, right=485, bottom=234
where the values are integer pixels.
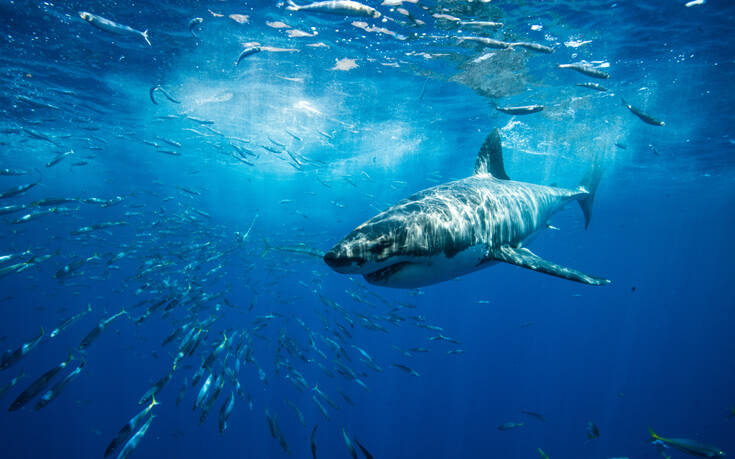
left=474, top=129, right=510, bottom=179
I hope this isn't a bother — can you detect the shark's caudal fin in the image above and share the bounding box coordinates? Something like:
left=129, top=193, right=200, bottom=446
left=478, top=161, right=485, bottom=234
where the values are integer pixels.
left=577, top=158, right=604, bottom=229
left=490, top=246, right=610, bottom=286
left=474, top=129, right=510, bottom=179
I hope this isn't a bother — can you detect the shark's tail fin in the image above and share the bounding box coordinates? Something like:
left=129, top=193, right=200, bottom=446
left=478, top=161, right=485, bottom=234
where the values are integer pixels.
left=577, top=158, right=604, bottom=229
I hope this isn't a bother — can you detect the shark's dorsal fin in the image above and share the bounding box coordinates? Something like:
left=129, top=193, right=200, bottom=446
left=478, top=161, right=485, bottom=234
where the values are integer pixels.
left=474, top=129, right=510, bottom=179
left=489, top=245, right=610, bottom=285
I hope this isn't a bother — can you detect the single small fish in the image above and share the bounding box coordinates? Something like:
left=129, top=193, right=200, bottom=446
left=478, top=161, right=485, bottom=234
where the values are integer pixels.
left=576, top=82, right=608, bottom=92
left=175, top=379, right=188, bottom=407
left=32, top=197, right=78, bottom=207
left=311, top=425, right=318, bottom=459
left=188, top=17, right=203, bottom=39
left=0, top=176, right=41, bottom=199
left=0, top=370, right=25, bottom=400
left=16, top=94, right=61, bottom=110
left=459, top=20, right=503, bottom=28
left=178, top=186, right=200, bottom=196
left=10, top=208, right=64, bottom=224
left=50, top=304, right=92, bottom=338
left=235, top=47, right=261, bottom=66
left=313, top=395, right=330, bottom=421
left=391, top=362, right=420, bottom=376
left=649, top=427, right=725, bottom=457
left=558, top=62, right=610, bottom=79
left=586, top=421, right=600, bottom=439
left=194, top=373, right=213, bottom=410
left=1, top=327, right=45, bottom=371
left=156, top=136, right=182, bottom=148
left=286, top=399, right=306, bottom=426
left=46, top=149, right=75, bottom=168
left=285, top=129, right=302, bottom=141
left=0, top=168, right=29, bottom=176
left=355, top=438, right=375, bottom=459
left=0, top=204, right=28, bottom=216
left=685, top=0, right=706, bottom=7
left=511, top=41, right=554, bottom=53
left=342, top=428, right=358, bottom=459
left=22, top=127, right=55, bottom=144
left=218, top=391, right=235, bottom=433
left=498, top=421, right=524, bottom=430
left=457, top=35, right=512, bottom=49
left=78, top=308, right=127, bottom=351
left=621, top=98, right=665, bottom=126
left=521, top=409, right=547, bottom=422
left=79, top=11, right=150, bottom=46
left=339, top=390, right=355, bottom=406
left=149, top=86, right=181, bottom=105
left=262, top=239, right=325, bottom=258
left=495, top=105, right=544, bottom=115
left=287, top=0, right=381, bottom=18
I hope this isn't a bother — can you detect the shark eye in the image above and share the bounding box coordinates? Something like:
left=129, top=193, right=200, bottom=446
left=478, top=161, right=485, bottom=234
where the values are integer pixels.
left=370, top=238, right=392, bottom=254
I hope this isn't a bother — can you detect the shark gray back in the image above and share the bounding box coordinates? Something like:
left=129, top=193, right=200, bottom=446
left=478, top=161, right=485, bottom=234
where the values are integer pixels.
left=324, top=129, right=609, bottom=288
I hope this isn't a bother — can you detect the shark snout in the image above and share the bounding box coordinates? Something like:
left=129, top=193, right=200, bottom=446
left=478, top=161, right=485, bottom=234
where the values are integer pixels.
left=323, top=247, right=364, bottom=273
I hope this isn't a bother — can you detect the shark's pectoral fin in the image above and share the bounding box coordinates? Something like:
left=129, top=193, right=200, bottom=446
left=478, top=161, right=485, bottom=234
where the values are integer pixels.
left=488, top=246, right=610, bottom=286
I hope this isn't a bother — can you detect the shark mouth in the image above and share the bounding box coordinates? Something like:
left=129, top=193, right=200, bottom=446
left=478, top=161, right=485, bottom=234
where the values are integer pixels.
left=363, top=261, right=412, bottom=284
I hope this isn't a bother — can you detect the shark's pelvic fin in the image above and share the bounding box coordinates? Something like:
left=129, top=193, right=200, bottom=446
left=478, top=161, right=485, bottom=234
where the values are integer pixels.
left=490, top=246, right=610, bottom=286
left=474, top=129, right=510, bottom=179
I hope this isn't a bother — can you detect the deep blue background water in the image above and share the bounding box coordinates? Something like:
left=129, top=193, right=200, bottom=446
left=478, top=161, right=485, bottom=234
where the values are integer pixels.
left=1, top=0, right=733, bottom=458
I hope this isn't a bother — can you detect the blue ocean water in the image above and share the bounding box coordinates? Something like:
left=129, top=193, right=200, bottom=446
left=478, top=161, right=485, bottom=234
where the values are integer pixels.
left=1, top=0, right=734, bottom=458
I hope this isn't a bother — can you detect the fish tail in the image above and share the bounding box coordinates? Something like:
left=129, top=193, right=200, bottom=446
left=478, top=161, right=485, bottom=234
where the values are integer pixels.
left=142, top=29, right=151, bottom=46
left=286, top=0, right=300, bottom=10
left=648, top=426, right=660, bottom=440
left=261, top=238, right=271, bottom=257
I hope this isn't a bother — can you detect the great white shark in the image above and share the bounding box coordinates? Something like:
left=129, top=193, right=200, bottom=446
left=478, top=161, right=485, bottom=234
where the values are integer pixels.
left=323, top=129, right=610, bottom=288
